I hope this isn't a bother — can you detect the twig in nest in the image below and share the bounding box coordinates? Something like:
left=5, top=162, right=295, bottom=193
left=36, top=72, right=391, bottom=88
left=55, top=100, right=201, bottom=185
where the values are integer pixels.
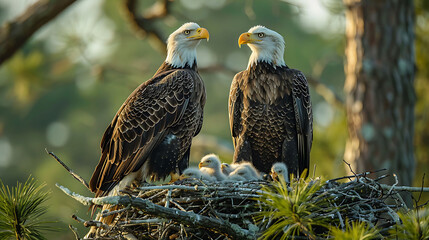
left=84, top=220, right=111, bottom=230
left=118, top=218, right=167, bottom=226
left=378, top=185, right=429, bottom=193
left=46, top=148, right=90, bottom=190
left=170, top=199, right=186, bottom=211
left=375, top=174, right=390, bottom=181
left=328, top=168, right=387, bottom=182
left=387, top=174, right=399, bottom=196
left=165, top=189, right=172, bottom=208
left=343, top=159, right=357, bottom=177
left=102, top=204, right=131, bottom=217
left=69, top=224, right=80, bottom=240
left=72, top=214, right=86, bottom=223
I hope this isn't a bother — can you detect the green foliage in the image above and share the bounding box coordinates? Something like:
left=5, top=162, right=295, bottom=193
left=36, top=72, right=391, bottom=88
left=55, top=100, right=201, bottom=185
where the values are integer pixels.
left=329, top=220, right=381, bottom=240
left=0, top=177, right=56, bottom=240
left=390, top=208, right=429, bottom=240
left=258, top=174, right=429, bottom=240
left=258, top=174, right=333, bottom=239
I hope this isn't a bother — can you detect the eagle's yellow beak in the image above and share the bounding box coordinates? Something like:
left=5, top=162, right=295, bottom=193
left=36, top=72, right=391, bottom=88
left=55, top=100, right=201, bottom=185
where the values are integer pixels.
left=198, top=162, right=207, bottom=168
left=187, top=28, right=210, bottom=41
left=238, top=32, right=260, bottom=48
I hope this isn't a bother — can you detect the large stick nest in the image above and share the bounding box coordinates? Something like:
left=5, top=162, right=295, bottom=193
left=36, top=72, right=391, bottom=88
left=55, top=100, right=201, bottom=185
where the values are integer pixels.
left=66, top=174, right=406, bottom=240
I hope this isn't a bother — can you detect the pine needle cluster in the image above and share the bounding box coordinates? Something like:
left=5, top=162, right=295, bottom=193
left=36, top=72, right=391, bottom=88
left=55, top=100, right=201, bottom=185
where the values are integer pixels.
left=390, top=207, right=429, bottom=239
left=329, top=220, right=381, bottom=239
left=0, top=177, right=56, bottom=240
left=258, top=174, right=334, bottom=239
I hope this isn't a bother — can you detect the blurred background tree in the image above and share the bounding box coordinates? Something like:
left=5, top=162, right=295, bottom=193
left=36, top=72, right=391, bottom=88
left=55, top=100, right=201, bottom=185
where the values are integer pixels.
left=0, top=0, right=427, bottom=239
left=343, top=0, right=416, bottom=205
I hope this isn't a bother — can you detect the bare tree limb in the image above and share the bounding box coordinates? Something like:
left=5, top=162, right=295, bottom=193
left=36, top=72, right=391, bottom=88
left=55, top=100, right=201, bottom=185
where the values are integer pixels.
left=122, top=0, right=172, bottom=53
left=46, top=148, right=90, bottom=190
left=72, top=214, right=86, bottom=223
left=379, top=184, right=429, bottom=193
left=0, top=0, right=78, bottom=65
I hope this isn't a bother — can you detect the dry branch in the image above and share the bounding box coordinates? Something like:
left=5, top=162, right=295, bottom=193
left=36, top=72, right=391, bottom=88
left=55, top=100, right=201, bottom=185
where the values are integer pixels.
left=46, top=149, right=90, bottom=190
left=379, top=184, right=429, bottom=192
left=122, top=0, right=171, bottom=53
left=0, top=0, right=78, bottom=65
left=69, top=224, right=81, bottom=240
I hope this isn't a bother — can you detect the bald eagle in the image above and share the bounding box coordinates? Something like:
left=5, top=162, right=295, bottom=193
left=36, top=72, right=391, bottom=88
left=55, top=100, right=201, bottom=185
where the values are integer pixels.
left=89, top=22, right=209, bottom=200
left=229, top=25, right=312, bottom=177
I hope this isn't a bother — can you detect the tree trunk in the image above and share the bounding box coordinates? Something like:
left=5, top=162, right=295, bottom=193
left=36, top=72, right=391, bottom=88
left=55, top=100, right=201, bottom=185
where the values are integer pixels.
left=343, top=0, right=416, bottom=193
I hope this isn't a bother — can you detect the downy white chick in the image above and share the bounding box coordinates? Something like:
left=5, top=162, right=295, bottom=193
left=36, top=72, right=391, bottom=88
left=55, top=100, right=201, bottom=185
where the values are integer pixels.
left=228, top=165, right=259, bottom=181
left=270, top=162, right=289, bottom=183
left=198, top=154, right=227, bottom=181
left=180, top=167, right=216, bottom=181
left=221, top=163, right=239, bottom=176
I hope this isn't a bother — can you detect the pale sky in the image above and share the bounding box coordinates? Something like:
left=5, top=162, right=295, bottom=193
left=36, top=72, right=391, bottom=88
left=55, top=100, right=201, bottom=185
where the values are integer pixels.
left=287, top=0, right=345, bottom=37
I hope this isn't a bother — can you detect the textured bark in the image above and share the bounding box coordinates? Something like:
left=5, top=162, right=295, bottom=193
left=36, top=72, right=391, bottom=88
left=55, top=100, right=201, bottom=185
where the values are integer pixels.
left=343, top=0, right=416, bottom=189
left=0, top=0, right=77, bottom=65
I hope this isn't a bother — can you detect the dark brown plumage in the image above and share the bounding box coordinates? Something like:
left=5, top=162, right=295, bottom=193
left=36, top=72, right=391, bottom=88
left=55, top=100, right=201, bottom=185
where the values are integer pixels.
left=229, top=26, right=312, bottom=176
left=89, top=23, right=209, bottom=199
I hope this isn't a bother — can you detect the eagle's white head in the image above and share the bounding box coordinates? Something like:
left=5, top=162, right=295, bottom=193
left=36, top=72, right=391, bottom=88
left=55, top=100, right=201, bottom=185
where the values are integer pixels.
left=238, top=25, right=286, bottom=69
left=165, top=22, right=209, bottom=68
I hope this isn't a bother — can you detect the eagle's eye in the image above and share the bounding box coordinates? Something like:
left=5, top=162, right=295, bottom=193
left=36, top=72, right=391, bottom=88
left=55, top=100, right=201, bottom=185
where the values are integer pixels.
left=258, top=32, right=265, bottom=38
left=183, top=30, right=191, bottom=35
left=278, top=170, right=283, bottom=173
